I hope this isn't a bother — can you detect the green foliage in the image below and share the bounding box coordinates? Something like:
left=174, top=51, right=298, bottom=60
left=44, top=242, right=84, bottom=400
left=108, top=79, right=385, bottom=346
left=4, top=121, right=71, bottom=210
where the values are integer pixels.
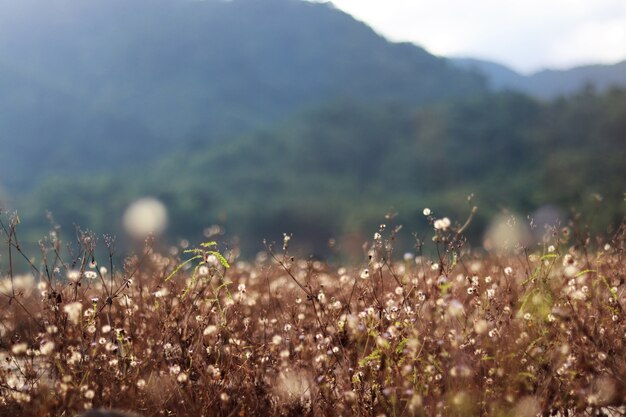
left=164, top=241, right=230, bottom=299
left=15, top=89, right=626, bottom=256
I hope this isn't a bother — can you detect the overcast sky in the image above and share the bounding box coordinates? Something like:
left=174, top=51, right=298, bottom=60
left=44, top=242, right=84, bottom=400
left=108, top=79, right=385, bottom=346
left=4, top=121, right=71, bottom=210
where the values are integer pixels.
left=328, top=0, right=626, bottom=74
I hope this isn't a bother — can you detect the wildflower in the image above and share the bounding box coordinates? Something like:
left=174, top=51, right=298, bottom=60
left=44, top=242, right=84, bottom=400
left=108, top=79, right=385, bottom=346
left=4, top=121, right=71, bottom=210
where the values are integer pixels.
left=203, top=325, right=218, bottom=336
left=63, top=302, right=83, bottom=325
left=504, top=267, right=513, bottom=276
left=68, top=351, right=82, bottom=365
left=84, top=270, right=97, bottom=280
left=564, top=265, right=577, bottom=278
left=474, top=320, right=489, bottom=334
left=423, top=208, right=431, bottom=216
left=40, top=341, right=55, bottom=355
left=434, top=217, right=451, bottom=231
left=67, top=270, right=81, bottom=282
left=360, top=269, right=370, bottom=279
left=154, top=288, right=169, bottom=298
left=205, top=254, right=218, bottom=266
left=11, top=343, right=28, bottom=355
left=448, top=300, right=464, bottom=317
left=169, top=365, right=181, bottom=375
left=137, top=379, right=146, bottom=389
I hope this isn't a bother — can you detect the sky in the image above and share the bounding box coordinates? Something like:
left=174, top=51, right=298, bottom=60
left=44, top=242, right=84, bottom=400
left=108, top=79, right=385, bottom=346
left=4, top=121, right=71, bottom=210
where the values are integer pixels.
left=328, top=0, right=626, bottom=74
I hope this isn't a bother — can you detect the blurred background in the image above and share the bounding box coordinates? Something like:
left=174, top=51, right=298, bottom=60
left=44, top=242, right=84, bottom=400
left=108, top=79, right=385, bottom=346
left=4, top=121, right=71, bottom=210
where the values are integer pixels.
left=0, top=0, right=624, bottom=258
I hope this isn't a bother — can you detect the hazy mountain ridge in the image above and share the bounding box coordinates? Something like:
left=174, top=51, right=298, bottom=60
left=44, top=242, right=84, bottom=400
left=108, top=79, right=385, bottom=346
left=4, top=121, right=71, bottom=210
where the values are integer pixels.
left=0, top=0, right=485, bottom=192
left=451, top=57, right=626, bottom=99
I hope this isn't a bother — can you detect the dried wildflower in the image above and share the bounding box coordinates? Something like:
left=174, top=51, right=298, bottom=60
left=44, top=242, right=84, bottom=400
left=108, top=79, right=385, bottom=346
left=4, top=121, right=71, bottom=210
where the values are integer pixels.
left=68, top=351, right=82, bottom=365
left=434, top=217, right=450, bottom=231
left=40, top=341, right=55, bottom=355
left=11, top=342, right=28, bottom=355
left=474, top=320, right=489, bottom=335
left=203, top=324, right=218, bottom=336
left=84, top=270, right=97, bottom=280
left=448, top=300, right=464, bottom=317
left=67, top=270, right=81, bottom=282
left=63, top=302, right=83, bottom=325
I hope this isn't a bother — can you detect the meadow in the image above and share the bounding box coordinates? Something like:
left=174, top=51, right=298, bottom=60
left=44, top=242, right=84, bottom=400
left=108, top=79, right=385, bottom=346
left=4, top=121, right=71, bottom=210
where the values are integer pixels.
left=0, top=207, right=625, bottom=417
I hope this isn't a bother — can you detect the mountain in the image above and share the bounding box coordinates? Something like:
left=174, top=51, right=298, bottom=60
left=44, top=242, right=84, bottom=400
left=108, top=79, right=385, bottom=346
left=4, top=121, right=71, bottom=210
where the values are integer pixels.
left=451, top=57, right=626, bottom=99
left=0, top=0, right=485, bottom=192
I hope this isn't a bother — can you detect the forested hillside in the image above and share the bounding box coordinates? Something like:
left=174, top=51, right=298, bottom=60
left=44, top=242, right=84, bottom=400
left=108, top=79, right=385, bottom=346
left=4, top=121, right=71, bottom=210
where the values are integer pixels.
left=21, top=89, right=626, bottom=255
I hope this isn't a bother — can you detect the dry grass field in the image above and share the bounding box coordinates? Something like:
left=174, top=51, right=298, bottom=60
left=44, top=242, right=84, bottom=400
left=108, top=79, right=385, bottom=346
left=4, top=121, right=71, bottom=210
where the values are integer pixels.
left=1, top=209, right=625, bottom=416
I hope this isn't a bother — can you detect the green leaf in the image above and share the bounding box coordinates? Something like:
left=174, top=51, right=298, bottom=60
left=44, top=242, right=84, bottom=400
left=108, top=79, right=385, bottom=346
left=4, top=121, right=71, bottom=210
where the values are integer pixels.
left=208, top=251, right=230, bottom=268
